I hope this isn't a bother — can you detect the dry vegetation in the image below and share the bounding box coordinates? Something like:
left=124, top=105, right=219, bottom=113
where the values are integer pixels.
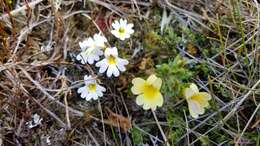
left=0, top=0, right=259, bottom=146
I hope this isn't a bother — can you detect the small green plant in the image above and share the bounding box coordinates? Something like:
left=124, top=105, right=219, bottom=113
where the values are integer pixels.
left=156, top=55, right=193, bottom=98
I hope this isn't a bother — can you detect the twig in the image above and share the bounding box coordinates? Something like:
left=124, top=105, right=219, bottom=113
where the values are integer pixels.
left=18, top=65, right=84, bottom=117
left=152, top=110, right=170, bottom=146
left=0, top=0, right=43, bottom=21
left=98, top=99, right=107, bottom=146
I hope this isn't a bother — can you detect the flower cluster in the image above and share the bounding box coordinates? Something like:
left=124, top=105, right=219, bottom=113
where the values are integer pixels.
left=77, top=19, right=134, bottom=100
left=76, top=17, right=212, bottom=119
left=130, top=76, right=212, bottom=118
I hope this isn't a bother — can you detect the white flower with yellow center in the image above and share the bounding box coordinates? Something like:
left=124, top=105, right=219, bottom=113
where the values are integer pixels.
left=111, top=19, right=134, bottom=40
left=77, top=75, right=106, bottom=100
left=76, top=34, right=107, bottom=64
left=131, top=74, right=163, bottom=111
left=96, top=47, right=129, bottom=77
left=184, top=83, right=212, bottom=119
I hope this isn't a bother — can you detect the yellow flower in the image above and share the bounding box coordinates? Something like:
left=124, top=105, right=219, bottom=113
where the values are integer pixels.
left=131, top=74, right=163, bottom=110
left=184, top=83, right=211, bottom=118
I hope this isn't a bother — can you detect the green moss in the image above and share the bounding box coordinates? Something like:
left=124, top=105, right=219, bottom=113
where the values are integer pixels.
left=131, top=127, right=144, bottom=146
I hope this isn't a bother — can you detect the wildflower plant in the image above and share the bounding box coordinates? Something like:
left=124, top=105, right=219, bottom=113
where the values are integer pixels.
left=131, top=74, right=163, bottom=110
left=183, top=83, right=211, bottom=118
left=76, top=19, right=133, bottom=100
left=96, top=47, right=129, bottom=77
left=77, top=75, right=106, bottom=100
left=76, top=33, right=107, bottom=64
left=111, top=19, right=134, bottom=40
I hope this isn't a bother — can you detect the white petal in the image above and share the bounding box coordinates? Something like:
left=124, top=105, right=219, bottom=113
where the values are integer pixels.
left=96, top=90, right=103, bottom=97
left=112, top=20, right=120, bottom=29
left=120, top=19, right=127, bottom=26
left=188, top=100, right=204, bottom=119
left=111, top=65, right=120, bottom=77
left=93, top=93, right=99, bottom=100
left=96, top=59, right=108, bottom=73
left=94, top=49, right=103, bottom=56
left=80, top=90, right=88, bottom=98
left=116, top=58, right=128, bottom=71
left=85, top=93, right=93, bottom=101
left=105, top=47, right=118, bottom=57
left=96, top=59, right=105, bottom=67
left=92, top=54, right=100, bottom=61
left=124, top=33, right=130, bottom=39
left=87, top=55, right=95, bottom=64
left=106, top=66, right=114, bottom=77
left=111, top=30, right=119, bottom=38
left=79, top=38, right=94, bottom=50
left=127, top=23, right=134, bottom=29
left=119, top=35, right=126, bottom=41
left=77, top=86, right=85, bottom=93
left=97, top=85, right=106, bottom=92
left=94, top=34, right=107, bottom=47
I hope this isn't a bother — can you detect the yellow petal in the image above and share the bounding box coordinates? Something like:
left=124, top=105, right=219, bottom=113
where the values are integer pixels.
left=146, top=92, right=163, bottom=110
left=188, top=100, right=205, bottom=118
left=147, top=74, right=162, bottom=89
left=184, top=83, right=199, bottom=99
left=136, top=94, right=145, bottom=106
left=155, top=93, right=163, bottom=107
left=199, top=92, right=212, bottom=100
left=131, top=78, right=146, bottom=94
left=191, top=93, right=211, bottom=108
left=136, top=92, right=163, bottom=110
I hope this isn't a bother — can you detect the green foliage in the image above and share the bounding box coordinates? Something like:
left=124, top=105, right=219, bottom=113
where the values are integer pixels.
left=143, top=27, right=181, bottom=55
left=131, top=127, right=143, bottom=146
left=156, top=55, right=193, bottom=98
left=199, top=136, right=210, bottom=146
left=166, top=108, right=185, bottom=144
left=156, top=55, right=194, bottom=144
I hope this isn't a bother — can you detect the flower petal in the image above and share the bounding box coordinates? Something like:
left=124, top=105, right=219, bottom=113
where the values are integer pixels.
left=188, top=100, right=205, bottom=119
left=191, top=93, right=211, bottom=108
left=184, top=83, right=199, bottom=99
left=104, top=47, right=118, bottom=57
left=106, top=66, right=114, bottom=77
left=116, top=58, right=128, bottom=71
left=147, top=74, right=162, bottom=89
left=136, top=94, right=145, bottom=106
left=131, top=78, right=146, bottom=94
left=112, top=67, right=120, bottom=77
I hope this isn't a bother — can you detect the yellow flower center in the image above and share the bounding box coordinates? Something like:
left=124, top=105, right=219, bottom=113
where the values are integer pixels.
left=118, top=27, right=125, bottom=34
left=87, top=83, right=96, bottom=92
left=107, top=55, right=116, bottom=65
left=143, top=83, right=158, bottom=99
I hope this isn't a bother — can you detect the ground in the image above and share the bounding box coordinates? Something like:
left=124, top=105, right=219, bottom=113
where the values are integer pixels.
left=0, top=0, right=259, bottom=146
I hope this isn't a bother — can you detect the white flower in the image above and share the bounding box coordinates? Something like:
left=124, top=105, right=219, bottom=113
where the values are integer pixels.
left=76, top=33, right=107, bottom=64
left=111, top=19, right=134, bottom=40
left=26, top=114, right=43, bottom=129
left=96, top=47, right=129, bottom=77
left=77, top=75, right=106, bottom=100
